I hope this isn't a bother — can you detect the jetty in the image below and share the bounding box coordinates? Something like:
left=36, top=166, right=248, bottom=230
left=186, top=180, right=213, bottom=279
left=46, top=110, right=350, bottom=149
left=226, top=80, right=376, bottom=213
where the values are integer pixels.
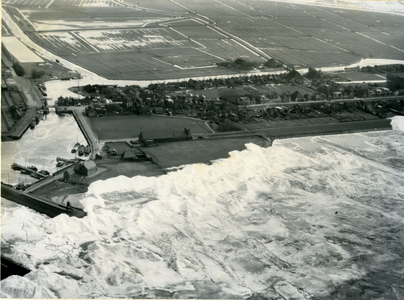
left=11, top=163, right=48, bottom=179
left=1, top=183, right=87, bottom=218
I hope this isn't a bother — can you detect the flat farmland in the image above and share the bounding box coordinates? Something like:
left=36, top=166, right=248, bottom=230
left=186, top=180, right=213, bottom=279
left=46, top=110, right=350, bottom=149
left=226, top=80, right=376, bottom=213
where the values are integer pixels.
left=195, top=39, right=265, bottom=62
left=87, top=115, right=212, bottom=140
left=3, top=0, right=116, bottom=8
left=5, top=0, right=404, bottom=80
left=174, top=0, right=244, bottom=17
left=333, top=72, right=387, bottom=82
left=28, top=31, right=95, bottom=55
left=214, top=16, right=277, bottom=27
left=146, top=48, right=221, bottom=68
left=223, top=26, right=303, bottom=38
left=171, top=25, right=226, bottom=39
left=67, top=51, right=174, bottom=80
left=262, top=49, right=362, bottom=68
left=17, top=7, right=174, bottom=31
left=77, top=28, right=197, bottom=51
left=124, top=0, right=187, bottom=14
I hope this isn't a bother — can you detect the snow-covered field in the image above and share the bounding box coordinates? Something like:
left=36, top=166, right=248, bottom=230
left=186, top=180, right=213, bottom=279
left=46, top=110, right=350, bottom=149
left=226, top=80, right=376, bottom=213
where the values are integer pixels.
left=2, top=117, right=404, bottom=299
left=30, top=18, right=173, bottom=31
left=2, top=36, right=44, bottom=63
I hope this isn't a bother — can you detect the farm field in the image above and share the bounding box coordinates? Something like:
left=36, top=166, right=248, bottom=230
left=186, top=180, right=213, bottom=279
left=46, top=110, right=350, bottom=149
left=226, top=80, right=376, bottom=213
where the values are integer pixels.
left=3, top=0, right=404, bottom=80
left=333, top=72, right=387, bottom=82
left=87, top=115, right=212, bottom=140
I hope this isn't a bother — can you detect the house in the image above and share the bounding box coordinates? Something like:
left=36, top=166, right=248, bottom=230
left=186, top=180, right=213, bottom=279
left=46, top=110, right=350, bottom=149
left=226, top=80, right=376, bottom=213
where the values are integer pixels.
left=139, top=128, right=192, bottom=144
left=290, top=91, right=304, bottom=102
left=153, top=107, right=165, bottom=114
left=3, top=69, right=13, bottom=79
left=238, top=96, right=251, bottom=105
left=312, top=93, right=326, bottom=100
left=6, top=78, right=18, bottom=91
left=74, top=161, right=97, bottom=176
left=260, top=95, right=271, bottom=104
left=85, top=106, right=97, bottom=117
left=333, top=91, right=343, bottom=98
left=107, top=148, right=117, bottom=155
left=141, top=106, right=151, bottom=114
left=63, top=168, right=75, bottom=180
left=121, top=150, right=137, bottom=161
left=280, top=93, right=291, bottom=102
left=229, top=113, right=239, bottom=122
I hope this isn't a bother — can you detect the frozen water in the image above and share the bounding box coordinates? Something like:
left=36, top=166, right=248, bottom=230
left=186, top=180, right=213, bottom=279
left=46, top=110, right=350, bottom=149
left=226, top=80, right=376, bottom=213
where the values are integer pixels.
left=2, top=118, right=404, bottom=298
left=1, top=111, right=86, bottom=185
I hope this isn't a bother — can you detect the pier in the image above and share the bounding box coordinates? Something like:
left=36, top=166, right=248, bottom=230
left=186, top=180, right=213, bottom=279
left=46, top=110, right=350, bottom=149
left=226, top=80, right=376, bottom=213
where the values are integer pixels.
left=1, top=183, right=87, bottom=218
left=55, top=106, right=100, bottom=160
left=11, top=163, right=49, bottom=179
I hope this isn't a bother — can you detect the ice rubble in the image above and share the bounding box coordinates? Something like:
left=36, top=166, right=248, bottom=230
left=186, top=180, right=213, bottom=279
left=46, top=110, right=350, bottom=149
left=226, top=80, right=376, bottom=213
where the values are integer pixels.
left=1, top=118, right=404, bottom=298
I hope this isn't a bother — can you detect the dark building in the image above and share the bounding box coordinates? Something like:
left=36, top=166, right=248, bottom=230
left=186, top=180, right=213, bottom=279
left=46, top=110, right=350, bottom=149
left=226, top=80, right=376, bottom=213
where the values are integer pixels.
left=63, top=168, right=75, bottom=180
left=121, top=150, right=137, bottom=161
left=139, top=128, right=192, bottom=144
left=73, top=161, right=97, bottom=176
left=291, top=91, right=304, bottom=102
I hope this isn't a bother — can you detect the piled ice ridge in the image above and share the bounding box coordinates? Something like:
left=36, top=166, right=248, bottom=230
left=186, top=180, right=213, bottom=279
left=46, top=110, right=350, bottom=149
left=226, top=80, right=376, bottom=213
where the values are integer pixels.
left=2, top=118, right=404, bottom=299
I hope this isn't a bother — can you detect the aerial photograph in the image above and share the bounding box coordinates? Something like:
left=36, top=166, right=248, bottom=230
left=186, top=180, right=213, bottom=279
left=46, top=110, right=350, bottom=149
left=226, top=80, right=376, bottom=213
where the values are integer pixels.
left=1, top=0, right=404, bottom=298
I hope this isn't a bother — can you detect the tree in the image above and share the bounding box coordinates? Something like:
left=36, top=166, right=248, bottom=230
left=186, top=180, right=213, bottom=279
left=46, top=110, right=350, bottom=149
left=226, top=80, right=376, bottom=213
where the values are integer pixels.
left=387, top=74, right=404, bottom=92
left=31, top=69, right=45, bottom=79
left=13, top=62, right=25, bottom=76
left=83, top=84, right=96, bottom=93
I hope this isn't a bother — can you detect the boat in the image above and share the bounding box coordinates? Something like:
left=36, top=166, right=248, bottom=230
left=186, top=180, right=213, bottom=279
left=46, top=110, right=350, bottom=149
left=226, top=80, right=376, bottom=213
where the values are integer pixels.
left=20, top=169, right=30, bottom=175
left=30, top=173, right=41, bottom=179
left=15, top=183, right=27, bottom=190
left=71, top=143, right=80, bottom=153
left=56, top=161, right=66, bottom=168
left=78, top=145, right=85, bottom=156
left=84, top=145, right=91, bottom=155
left=39, top=170, right=50, bottom=176
left=29, top=120, right=36, bottom=129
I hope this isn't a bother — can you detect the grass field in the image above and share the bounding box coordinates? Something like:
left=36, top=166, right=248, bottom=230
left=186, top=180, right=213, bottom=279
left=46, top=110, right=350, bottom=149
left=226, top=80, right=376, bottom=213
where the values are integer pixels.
left=141, top=136, right=270, bottom=169
left=87, top=115, right=212, bottom=140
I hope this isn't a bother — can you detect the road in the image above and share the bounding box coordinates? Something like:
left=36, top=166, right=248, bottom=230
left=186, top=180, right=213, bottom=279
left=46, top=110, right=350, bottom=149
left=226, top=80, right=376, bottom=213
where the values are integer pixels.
left=71, top=107, right=101, bottom=160
left=245, top=95, right=404, bottom=109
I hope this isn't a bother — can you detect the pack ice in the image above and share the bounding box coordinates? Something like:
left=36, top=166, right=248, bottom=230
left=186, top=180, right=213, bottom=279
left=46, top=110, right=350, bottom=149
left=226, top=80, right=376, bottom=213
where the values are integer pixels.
left=2, top=117, right=404, bottom=299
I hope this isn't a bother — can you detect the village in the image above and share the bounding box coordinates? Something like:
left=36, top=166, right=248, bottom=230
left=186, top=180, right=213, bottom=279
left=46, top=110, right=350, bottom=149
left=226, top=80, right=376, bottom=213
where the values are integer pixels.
left=56, top=64, right=404, bottom=128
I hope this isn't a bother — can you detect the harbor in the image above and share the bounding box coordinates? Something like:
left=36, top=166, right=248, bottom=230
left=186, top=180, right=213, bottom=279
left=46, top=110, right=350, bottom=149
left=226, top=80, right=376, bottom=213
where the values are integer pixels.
left=1, top=109, right=87, bottom=187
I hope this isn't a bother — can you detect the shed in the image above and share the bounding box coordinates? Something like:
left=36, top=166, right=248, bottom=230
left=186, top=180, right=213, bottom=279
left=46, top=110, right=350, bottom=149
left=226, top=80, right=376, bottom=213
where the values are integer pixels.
left=74, top=161, right=97, bottom=176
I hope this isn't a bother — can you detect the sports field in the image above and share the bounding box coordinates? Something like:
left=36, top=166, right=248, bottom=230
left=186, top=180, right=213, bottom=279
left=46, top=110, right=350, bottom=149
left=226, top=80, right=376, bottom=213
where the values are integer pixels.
left=3, top=0, right=404, bottom=80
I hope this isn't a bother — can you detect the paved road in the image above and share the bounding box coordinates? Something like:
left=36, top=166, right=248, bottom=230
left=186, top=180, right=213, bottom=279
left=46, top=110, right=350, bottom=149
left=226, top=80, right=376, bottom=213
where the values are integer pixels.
left=245, top=95, right=404, bottom=109
left=71, top=107, right=101, bottom=160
